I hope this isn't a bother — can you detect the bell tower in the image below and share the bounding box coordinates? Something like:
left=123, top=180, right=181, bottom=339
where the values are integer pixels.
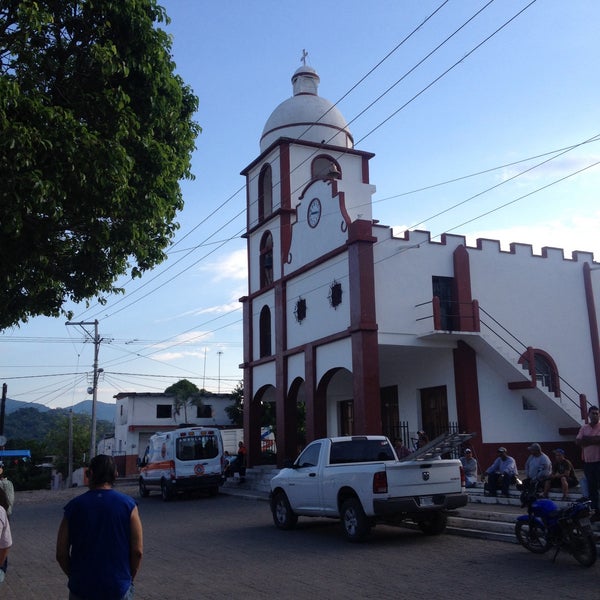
left=241, top=60, right=380, bottom=466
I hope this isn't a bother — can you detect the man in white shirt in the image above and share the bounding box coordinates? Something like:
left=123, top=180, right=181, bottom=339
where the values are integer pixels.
left=523, top=442, right=552, bottom=492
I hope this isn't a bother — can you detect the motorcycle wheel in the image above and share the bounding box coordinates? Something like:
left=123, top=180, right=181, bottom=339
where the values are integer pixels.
left=570, top=533, right=597, bottom=567
left=515, top=520, right=551, bottom=554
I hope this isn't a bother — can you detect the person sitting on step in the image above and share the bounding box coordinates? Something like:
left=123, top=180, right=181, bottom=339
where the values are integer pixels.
left=543, top=448, right=578, bottom=500
left=482, top=447, right=518, bottom=497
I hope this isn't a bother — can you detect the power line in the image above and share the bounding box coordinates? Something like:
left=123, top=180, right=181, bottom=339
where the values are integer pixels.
left=71, top=1, right=456, bottom=323
left=76, top=0, right=521, bottom=327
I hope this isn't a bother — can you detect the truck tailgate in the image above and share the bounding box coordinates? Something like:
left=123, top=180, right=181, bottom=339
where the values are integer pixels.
left=385, top=460, right=463, bottom=496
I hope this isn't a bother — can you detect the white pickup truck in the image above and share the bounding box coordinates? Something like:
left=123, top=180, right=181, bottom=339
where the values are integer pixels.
left=269, top=434, right=469, bottom=541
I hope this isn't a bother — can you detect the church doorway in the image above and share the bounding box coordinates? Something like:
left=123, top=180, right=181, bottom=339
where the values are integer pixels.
left=419, top=385, right=448, bottom=439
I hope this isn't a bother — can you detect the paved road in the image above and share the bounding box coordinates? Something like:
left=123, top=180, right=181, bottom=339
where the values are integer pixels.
left=2, top=486, right=597, bottom=599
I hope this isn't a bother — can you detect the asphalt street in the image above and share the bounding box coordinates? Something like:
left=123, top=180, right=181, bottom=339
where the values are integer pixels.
left=2, top=485, right=597, bottom=599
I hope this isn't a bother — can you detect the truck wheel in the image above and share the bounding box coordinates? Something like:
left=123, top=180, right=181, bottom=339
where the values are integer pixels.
left=139, top=478, right=150, bottom=498
left=161, top=479, right=173, bottom=502
left=271, top=491, right=298, bottom=530
left=418, top=511, right=447, bottom=535
left=340, top=498, right=371, bottom=542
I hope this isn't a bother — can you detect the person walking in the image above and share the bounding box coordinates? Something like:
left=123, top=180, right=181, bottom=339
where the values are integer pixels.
left=576, top=405, right=600, bottom=520
left=56, top=454, right=143, bottom=600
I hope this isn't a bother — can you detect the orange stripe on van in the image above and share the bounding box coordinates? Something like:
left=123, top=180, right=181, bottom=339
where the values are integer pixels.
left=141, top=460, right=172, bottom=473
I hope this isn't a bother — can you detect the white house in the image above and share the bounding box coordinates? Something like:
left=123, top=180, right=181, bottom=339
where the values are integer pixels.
left=240, top=63, right=600, bottom=471
left=113, top=392, right=236, bottom=476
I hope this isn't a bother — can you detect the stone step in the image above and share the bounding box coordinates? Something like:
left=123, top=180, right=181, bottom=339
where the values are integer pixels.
left=448, top=514, right=516, bottom=535
left=447, top=500, right=600, bottom=548
left=445, top=525, right=516, bottom=544
left=223, top=469, right=600, bottom=548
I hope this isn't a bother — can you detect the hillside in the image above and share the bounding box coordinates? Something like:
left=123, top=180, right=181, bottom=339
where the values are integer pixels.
left=1, top=398, right=116, bottom=444
left=2, top=397, right=116, bottom=422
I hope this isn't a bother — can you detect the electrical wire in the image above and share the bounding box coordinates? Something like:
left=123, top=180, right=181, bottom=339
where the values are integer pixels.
left=7, top=0, right=595, bottom=406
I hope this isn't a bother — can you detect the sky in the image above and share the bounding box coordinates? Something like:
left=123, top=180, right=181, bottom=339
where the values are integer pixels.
left=1, top=0, right=599, bottom=415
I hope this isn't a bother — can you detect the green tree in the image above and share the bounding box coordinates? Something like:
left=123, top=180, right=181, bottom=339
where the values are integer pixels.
left=225, top=381, right=243, bottom=426
left=165, top=379, right=202, bottom=423
left=44, top=412, right=101, bottom=475
left=0, top=0, right=200, bottom=329
left=5, top=438, right=49, bottom=491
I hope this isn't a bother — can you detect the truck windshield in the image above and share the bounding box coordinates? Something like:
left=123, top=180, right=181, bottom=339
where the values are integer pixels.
left=329, top=439, right=394, bottom=464
left=176, top=435, right=219, bottom=461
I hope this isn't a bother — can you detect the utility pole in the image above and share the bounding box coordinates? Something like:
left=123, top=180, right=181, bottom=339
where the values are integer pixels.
left=66, top=319, right=102, bottom=461
left=0, top=383, right=7, bottom=451
left=217, top=351, right=223, bottom=394
left=0, top=383, right=7, bottom=437
left=203, top=347, right=207, bottom=391
left=67, top=408, right=73, bottom=487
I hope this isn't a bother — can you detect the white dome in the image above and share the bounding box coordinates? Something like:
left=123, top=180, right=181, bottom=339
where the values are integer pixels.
left=260, top=66, right=353, bottom=152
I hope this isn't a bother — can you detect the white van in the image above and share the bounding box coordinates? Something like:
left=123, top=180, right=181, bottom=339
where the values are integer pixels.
left=138, top=426, right=225, bottom=501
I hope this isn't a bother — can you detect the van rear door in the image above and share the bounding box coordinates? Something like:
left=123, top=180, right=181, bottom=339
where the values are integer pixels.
left=174, top=428, right=223, bottom=481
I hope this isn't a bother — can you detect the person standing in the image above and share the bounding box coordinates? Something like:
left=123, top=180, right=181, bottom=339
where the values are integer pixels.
left=0, top=464, right=13, bottom=577
left=483, top=447, right=518, bottom=497
left=0, top=462, right=14, bottom=517
left=0, top=488, right=12, bottom=585
left=576, top=405, right=600, bottom=520
left=237, top=441, right=247, bottom=483
left=56, top=454, right=143, bottom=600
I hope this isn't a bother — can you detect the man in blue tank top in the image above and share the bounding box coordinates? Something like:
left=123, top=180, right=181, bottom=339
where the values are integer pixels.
left=56, top=455, right=143, bottom=600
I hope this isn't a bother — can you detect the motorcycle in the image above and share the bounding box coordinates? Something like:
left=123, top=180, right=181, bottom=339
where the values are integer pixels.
left=515, top=488, right=597, bottom=567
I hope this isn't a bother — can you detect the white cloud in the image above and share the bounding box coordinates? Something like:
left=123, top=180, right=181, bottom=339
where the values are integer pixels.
left=391, top=211, right=600, bottom=262
left=466, top=212, right=600, bottom=259
left=199, top=248, right=247, bottom=281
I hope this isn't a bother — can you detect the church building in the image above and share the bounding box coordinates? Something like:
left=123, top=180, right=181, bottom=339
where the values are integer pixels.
left=240, top=63, right=600, bottom=470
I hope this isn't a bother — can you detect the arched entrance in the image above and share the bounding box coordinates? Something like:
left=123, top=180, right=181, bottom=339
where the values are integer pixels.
left=248, top=384, right=275, bottom=467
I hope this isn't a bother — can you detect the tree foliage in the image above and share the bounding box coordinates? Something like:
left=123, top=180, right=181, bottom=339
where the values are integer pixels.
left=0, top=0, right=200, bottom=329
left=164, top=378, right=202, bottom=422
left=44, top=411, right=109, bottom=474
left=4, top=406, right=114, bottom=484
left=224, top=381, right=243, bottom=426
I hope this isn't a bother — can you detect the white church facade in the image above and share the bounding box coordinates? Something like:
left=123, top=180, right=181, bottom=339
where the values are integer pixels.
left=240, top=63, right=600, bottom=471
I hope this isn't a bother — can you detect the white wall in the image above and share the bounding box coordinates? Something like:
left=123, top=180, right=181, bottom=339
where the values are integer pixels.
left=374, top=228, right=463, bottom=336
left=470, top=244, right=598, bottom=406
left=286, top=256, right=350, bottom=349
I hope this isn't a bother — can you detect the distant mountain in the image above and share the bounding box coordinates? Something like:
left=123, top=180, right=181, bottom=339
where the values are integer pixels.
left=2, top=397, right=116, bottom=423
left=3, top=398, right=50, bottom=415
left=70, top=399, right=116, bottom=423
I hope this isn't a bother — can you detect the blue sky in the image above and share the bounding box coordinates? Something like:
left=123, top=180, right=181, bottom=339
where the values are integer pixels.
left=1, top=0, right=599, bottom=412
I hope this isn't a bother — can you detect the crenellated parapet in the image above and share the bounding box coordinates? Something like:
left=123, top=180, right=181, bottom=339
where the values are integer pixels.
left=381, top=224, right=598, bottom=265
